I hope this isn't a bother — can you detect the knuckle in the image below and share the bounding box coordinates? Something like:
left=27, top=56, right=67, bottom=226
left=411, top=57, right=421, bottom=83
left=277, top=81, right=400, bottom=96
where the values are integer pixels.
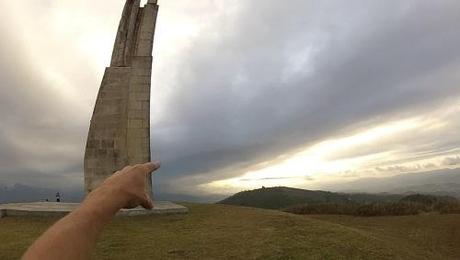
left=135, top=164, right=149, bottom=172
left=133, top=164, right=144, bottom=171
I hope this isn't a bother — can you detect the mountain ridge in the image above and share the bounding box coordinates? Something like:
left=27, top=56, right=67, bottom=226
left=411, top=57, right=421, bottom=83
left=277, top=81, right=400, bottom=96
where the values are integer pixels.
left=218, top=186, right=404, bottom=209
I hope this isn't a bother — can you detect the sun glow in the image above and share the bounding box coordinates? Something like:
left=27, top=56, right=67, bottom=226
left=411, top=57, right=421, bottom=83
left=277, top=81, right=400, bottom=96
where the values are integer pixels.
left=203, top=118, right=422, bottom=193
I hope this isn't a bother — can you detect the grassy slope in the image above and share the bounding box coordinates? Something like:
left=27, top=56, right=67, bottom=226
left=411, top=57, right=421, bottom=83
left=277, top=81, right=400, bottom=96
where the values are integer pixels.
left=0, top=203, right=457, bottom=259
left=311, top=214, right=460, bottom=259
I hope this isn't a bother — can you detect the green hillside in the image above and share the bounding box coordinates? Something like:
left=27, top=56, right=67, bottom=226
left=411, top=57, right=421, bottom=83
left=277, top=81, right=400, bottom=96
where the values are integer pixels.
left=312, top=214, right=460, bottom=259
left=400, top=194, right=458, bottom=204
left=1, top=203, right=459, bottom=259
left=218, top=186, right=402, bottom=209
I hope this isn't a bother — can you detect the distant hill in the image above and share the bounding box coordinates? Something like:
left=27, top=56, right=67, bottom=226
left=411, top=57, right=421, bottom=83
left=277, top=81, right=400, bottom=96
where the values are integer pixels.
left=218, top=186, right=402, bottom=210
left=399, top=193, right=458, bottom=205
left=325, top=168, right=460, bottom=196
left=390, top=183, right=460, bottom=199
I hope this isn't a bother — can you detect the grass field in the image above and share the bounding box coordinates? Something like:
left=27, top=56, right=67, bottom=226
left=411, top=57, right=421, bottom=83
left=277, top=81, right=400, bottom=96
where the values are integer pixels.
left=311, top=214, right=460, bottom=259
left=1, top=203, right=459, bottom=259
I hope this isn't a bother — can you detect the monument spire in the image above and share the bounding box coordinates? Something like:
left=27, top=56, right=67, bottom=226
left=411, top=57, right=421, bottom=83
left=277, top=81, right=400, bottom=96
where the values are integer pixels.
left=111, top=0, right=141, bottom=67
left=84, top=0, right=159, bottom=195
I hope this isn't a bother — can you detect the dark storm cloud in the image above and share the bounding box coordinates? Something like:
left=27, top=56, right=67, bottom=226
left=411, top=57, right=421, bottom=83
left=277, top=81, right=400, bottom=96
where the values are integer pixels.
left=1, top=1, right=460, bottom=195
left=152, top=0, right=460, bottom=190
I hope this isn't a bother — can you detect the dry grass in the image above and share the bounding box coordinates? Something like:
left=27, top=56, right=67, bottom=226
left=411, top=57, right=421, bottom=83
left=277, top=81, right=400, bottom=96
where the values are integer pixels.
left=311, top=213, right=460, bottom=259
left=1, top=203, right=458, bottom=259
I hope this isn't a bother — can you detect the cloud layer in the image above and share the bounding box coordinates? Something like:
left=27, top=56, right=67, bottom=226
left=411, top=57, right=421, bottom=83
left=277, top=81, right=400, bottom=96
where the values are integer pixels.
left=0, top=0, right=459, bottom=196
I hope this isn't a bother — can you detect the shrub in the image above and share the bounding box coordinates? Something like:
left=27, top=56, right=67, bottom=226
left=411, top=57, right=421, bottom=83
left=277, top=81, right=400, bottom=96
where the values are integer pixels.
left=284, top=203, right=359, bottom=215
left=284, top=194, right=460, bottom=217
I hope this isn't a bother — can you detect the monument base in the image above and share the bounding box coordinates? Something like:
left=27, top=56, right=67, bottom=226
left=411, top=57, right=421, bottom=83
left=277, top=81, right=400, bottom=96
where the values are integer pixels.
left=0, top=201, right=188, bottom=218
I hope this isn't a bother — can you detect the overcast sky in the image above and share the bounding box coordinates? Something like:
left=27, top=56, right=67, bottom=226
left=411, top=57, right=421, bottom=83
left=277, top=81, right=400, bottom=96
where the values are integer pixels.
left=0, top=0, right=459, bottom=197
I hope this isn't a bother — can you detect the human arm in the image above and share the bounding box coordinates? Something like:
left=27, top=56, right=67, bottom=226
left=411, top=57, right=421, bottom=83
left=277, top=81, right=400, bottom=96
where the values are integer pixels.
left=22, top=161, right=160, bottom=260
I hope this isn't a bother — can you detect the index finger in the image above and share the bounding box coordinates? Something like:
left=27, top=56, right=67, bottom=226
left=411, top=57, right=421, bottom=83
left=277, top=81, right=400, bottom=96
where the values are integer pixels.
left=142, top=161, right=161, bottom=173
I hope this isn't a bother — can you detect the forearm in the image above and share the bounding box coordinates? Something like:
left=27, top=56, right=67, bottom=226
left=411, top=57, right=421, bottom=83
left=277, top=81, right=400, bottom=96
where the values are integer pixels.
left=22, top=187, right=123, bottom=260
left=22, top=162, right=158, bottom=260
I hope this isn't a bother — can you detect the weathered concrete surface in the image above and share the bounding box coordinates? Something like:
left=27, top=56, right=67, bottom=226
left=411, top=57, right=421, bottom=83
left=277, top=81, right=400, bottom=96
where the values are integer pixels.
left=84, top=0, right=159, bottom=194
left=0, top=202, right=188, bottom=218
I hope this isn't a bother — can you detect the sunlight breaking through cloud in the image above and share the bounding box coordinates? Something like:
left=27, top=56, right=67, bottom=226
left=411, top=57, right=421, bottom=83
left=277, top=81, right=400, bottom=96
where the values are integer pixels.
left=203, top=102, right=460, bottom=194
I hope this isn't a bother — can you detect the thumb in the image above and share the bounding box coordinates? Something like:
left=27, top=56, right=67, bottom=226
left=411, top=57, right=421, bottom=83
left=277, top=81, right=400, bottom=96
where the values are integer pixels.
left=140, top=195, right=154, bottom=210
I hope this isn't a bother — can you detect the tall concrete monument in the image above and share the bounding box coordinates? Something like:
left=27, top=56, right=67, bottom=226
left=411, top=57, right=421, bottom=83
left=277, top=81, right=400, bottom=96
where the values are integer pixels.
left=0, top=0, right=188, bottom=217
left=84, top=0, right=159, bottom=195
